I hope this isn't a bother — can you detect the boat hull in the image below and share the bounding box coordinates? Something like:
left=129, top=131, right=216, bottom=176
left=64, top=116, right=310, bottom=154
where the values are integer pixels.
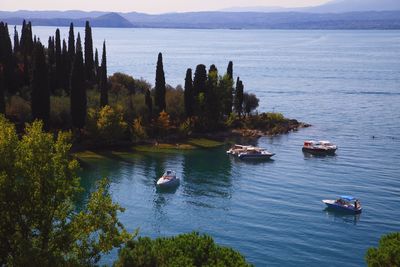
left=156, top=177, right=180, bottom=187
left=238, top=153, right=275, bottom=160
left=322, top=200, right=362, bottom=214
left=302, top=147, right=337, bottom=155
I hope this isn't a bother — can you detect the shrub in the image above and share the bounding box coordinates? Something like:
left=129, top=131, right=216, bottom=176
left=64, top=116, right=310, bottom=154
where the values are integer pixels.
left=114, top=232, right=252, bottom=267
left=366, top=232, right=400, bottom=267
left=86, top=105, right=128, bottom=145
left=132, top=117, right=147, bottom=141
left=165, top=85, right=185, bottom=123
left=179, top=117, right=195, bottom=136
left=50, top=95, right=71, bottom=128
left=5, top=95, right=31, bottom=122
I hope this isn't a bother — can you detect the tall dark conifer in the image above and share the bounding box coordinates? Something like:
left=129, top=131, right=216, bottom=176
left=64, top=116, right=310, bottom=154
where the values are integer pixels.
left=0, top=22, right=17, bottom=94
left=234, top=77, right=244, bottom=118
left=55, top=28, right=62, bottom=89
left=0, top=68, right=5, bottom=114
left=193, top=64, right=207, bottom=96
left=13, top=26, right=20, bottom=54
left=62, top=39, right=69, bottom=91
left=76, top=33, right=82, bottom=53
left=31, top=41, right=50, bottom=127
left=68, top=23, right=75, bottom=60
left=227, top=61, right=233, bottom=80
left=99, top=41, right=108, bottom=107
left=48, top=36, right=57, bottom=93
left=94, top=48, right=99, bottom=81
left=70, top=38, right=86, bottom=129
left=184, top=68, right=194, bottom=117
left=84, top=21, right=94, bottom=82
left=154, top=52, right=166, bottom=113
left=145, top=89, right=152, bottom=121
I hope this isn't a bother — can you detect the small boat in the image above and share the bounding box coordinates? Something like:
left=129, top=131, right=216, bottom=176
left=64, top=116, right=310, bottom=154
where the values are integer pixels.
left=302, top=140, right=337, bottom=155
left=322, top=196, right=362, bottom=214
left=156, top=170, right=179, bottom=187
left=227, top=144, right=274, bottom=160
left=238, top=147, right=275, bottom=160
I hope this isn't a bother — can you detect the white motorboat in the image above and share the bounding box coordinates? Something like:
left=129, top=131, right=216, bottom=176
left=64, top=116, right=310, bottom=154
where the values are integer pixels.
left=237, top=147, right=275, bottom=160
left=156, top=170, right=180, bottom=187
left=302, top=140, right=337, bottom=155
left=227, top=144, right=275, bottom=160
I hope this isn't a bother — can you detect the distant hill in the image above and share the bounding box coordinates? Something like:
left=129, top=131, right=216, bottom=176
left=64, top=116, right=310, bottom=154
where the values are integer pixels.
left=1, top=12, right=133, bottom=28
left=1, top=10, right=400, bottom=29
left=223, top=0, right=400, bottom=13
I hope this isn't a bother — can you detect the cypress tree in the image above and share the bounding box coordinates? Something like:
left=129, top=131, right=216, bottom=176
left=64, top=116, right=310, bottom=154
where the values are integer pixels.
left=184, top=68, right=194, bottom=118
left=47, top=36, right=57, bottom=94
left=23, top=53, right=30, bottom=86
left=0, top=22, right=17, bottom=94
left=55, top=28, right=62, bottom=89
left=31, top=41, right=50, bottom=127
left=62, top=39, right=69, bottom=92
left=84, top=21, right=94, bottom=82
left=76, top=33, right=82, bottom=54
left=94, top=48, right=99, bottom=81
left=13, top=26, right=20, bottom=54
left=70, top=47, right=86, bottom=129
left=154, top=52, right=166, bottom=113
left=205, top=65, right=220, bottom=127
left=0, top=68, right=5, bottom=114
left=68, top=23, right=75, bottom=60
left=227, top=61, right=233, bottom=80
left=193, top=64, right=207, bottom=96
left=20, top=20, right=27, bottom=52
left=145, top=88, right=152, bottom=121
left=234, top=77, right=244, bottom=118
left=99, top=41, right=108, bottom=107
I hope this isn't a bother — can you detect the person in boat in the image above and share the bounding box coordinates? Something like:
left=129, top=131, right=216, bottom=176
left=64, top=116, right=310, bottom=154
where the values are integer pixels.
left=354, top=200, right=359, bottom=209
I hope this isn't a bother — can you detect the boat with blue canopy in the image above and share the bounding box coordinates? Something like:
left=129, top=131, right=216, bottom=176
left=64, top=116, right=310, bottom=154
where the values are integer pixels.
left=322, top=195, right=362, bottom=214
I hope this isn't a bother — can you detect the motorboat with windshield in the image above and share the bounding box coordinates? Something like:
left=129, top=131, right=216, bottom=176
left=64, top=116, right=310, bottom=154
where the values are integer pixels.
left=302, top=140, right=337, bottom=155
left=322, top=196, right=362, bottom=214
left=156, top=170, right=180, bottom=187
left=227, top=144, right=275, bottom=160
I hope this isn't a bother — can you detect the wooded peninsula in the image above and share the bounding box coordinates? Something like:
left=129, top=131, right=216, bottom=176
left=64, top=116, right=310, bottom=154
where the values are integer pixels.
left=0, top=20, right=307, bottom=152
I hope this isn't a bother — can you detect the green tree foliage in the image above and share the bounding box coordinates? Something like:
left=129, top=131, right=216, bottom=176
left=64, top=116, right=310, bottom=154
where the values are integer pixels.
left=234, top=77, right=244, bottom=117
left=84, top=21, right=94, bottom=82
left=76, top=32, right=82, bottom=53
left=70, top=42, right=86, bottom=129
left=243, top=92, right=259, bottom=116
left=86, top=105, right=128, bottom=145
left=31, top=41, right=50, bottom=128
left=100, top=41, right=108, bottom=107
left=366, top=232, right=400, bottom=267
left=193, top=64, right=207, bottom=117
left=205, top=65, right=220, bottom=128
left=132, top=117, right=147, bottom=141
left=154, top=52, right=166, bottom=113
left=219, top=74, right=234, bottom=117
left=114, top=232, right=252, bottom=267
left=145, top=88, right=152, bottom=121
left=0, top=116, right=131, bottom=266
left=109, top=72, right=136, bottom=96
left=0, top=69, right=5, bottom=114
left=184, top=68, right=194, bottom=118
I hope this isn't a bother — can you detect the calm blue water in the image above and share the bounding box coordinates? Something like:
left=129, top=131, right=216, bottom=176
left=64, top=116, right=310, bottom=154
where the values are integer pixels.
left=26, top=27, right=400, bottom=266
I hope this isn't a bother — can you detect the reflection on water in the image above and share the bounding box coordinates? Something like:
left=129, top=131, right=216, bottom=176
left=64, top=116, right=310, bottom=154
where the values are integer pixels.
left=323, top=208, right=361, bottom=225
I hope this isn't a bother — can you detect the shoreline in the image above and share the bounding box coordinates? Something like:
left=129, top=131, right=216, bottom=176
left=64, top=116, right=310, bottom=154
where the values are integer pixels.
left=73, top=119, right=310, bottom=160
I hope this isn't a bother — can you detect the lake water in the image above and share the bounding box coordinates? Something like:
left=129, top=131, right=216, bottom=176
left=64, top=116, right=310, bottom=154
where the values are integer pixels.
left=29, top=26, right=400, bottom=266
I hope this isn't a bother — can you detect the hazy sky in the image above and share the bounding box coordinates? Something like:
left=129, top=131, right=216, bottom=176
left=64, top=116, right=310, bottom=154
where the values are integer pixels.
left=1, top=0, right=332, bottom=13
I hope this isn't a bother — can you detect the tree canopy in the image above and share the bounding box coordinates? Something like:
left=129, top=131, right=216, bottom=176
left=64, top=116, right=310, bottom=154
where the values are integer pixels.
left=0, top=115, right=131, bottom=266
left=366, top=232, right=400, bottom=267
left=114, top=232, right=252, bottom=267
